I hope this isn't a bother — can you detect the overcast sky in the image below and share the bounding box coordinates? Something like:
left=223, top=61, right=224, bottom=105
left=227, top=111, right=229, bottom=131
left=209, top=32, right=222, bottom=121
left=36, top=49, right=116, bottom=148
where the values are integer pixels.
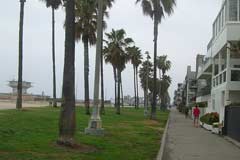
left=0, top=0, right=222, bottom=101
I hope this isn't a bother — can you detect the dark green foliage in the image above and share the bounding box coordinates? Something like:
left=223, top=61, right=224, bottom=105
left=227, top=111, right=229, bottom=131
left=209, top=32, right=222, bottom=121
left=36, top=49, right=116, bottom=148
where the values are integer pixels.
left=40, top=0, right=62, bottom=9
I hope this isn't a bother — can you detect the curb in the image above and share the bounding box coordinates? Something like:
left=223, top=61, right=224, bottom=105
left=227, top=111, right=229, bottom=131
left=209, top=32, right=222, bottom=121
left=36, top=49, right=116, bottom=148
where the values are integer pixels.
left=224, top=136, right=240, bottom=149
left=156, top=113, right=170, bottom=160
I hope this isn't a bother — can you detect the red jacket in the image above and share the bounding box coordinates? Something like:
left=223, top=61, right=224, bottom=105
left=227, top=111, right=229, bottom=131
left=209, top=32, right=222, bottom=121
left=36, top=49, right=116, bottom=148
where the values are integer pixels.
left=193, top=107, right=200, bottom=117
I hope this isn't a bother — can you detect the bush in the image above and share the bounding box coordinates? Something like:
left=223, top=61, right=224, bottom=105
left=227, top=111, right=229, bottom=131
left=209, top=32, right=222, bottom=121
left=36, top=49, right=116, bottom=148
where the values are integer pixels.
left=200, top=112, right=219, bottom=125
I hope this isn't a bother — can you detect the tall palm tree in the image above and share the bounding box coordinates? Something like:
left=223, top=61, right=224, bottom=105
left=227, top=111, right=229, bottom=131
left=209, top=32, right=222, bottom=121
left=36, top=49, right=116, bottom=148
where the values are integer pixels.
left=40, top=0, right=62, bottom=108
left=127, top=46, right=142, bottom=109
left=103, top=29, right=133, bottom=114
left=136, top=0, right=175, bottom=119
left=100, top=0, right=115, bottom=114
left=58, top=0, right=76, bottom=146
left=16, top=0, right=26, bottom=110
left=75, top=0, right=111, bottom=115
left=75, top=0, right=98, bottom=115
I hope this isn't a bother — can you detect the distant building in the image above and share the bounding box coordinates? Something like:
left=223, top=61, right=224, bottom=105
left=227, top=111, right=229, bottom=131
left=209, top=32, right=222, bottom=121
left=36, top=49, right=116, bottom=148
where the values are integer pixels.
left=8, top=80, right=32, bottom=94
left=0, top=80, right=50, bottom=101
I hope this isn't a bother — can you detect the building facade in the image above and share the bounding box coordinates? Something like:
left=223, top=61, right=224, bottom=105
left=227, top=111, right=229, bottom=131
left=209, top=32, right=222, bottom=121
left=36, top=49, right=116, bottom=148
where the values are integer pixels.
left=175, top=0, right=240, bottom=142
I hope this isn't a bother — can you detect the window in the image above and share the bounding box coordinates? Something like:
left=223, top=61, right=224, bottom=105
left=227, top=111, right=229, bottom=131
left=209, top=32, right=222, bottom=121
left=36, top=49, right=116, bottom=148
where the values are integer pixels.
left=239, top=0, right=240, bottom=20
left=221, top=11, right=224, bottom=27
left=231, top=70, right=240, bottom=81
left=219, top=15, right=221, bottom=31
left=220, top=74, right=222, bottom=84
left=229, top=0, right=238, bottom=21
left=213, top=23, right=216, bottom=38
left=223, top=6, right=226, bottom=24
left=234, top=65, right=240, bottom=68
left=223, top=71, right=226, bottom=82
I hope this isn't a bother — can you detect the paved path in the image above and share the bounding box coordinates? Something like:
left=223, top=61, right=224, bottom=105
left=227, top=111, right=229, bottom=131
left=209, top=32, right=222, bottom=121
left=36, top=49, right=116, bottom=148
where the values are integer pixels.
left=163, top=108, right=240, bottom=160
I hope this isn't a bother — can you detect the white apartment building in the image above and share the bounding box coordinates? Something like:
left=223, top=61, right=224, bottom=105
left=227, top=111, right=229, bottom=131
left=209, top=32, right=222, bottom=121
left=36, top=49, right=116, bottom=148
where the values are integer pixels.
left=196, top=0, right=240, bottom=141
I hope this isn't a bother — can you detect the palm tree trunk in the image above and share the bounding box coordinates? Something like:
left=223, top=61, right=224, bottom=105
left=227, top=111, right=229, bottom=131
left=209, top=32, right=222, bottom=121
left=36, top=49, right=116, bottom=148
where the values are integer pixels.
left=120, top=74, right=124, bottom=108
left=133, top=66, right=136, bottom=108
left=113, top=67, right=117, bottom=108
left=151, top=13, right=158, bottom=120
left=136, top=66, right=139, bottom=109
left=159, top=69, right=161, bottom=110
left=58, top=0, right=76, bottom=146
left=16, top=0, right=25, bottom=110
left=52, top=7, right=57, bottom=108
left=144, top=88, right=148, bottom=116
left=100, top=34, right=105, bottom=115
left=116, top=69, right=121, bottom=114
left=83, top=38, right=90, bottom=115
left=146, top=63, right=149, bottom=110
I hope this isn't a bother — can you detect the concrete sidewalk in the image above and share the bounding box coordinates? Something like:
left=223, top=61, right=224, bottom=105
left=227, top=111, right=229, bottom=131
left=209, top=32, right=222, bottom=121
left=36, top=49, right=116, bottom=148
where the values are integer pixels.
left=163, top=108, right=240, bottom=160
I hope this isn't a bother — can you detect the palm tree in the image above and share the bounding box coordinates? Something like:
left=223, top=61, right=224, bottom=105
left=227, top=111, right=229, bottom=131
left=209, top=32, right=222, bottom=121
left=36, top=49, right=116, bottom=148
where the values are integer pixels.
left=58, top=0, right=76, bottom=146
left=136, top=0, right=176, bottom=119
left=160, top=75, right=171, bottom=110
left=157, top=55, right=171, bottom=109
left=100, top=0, right=115, bottom=114
left=103, top=29, right=133, bottom=114
left=16, top=0, right=26, bottom=110
left=40, top=0, right=62, bottom=108
left=157, top=55, right=171, bottom=77
left=75, top=0, right=112, bottom=115
left=127, top=46, right=142, bottom=109
left=75, top=0, right=98, bottom=115
left=139, top=56, right=153, bottom=115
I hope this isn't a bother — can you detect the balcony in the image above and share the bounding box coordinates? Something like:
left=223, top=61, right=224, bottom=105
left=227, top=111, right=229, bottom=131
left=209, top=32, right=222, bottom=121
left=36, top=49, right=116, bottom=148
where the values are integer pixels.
left=197, top=86, right=211, bottom=97
left=196, top=85, right=211, bottom=103
left=189, top=80, right=197, bottom=89
left=197, top=57, right=212, bottom=79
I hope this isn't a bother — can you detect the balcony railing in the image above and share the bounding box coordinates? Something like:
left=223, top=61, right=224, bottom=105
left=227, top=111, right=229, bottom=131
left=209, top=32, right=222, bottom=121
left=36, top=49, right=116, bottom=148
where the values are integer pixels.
left=197, top=86, right=211, bottom=97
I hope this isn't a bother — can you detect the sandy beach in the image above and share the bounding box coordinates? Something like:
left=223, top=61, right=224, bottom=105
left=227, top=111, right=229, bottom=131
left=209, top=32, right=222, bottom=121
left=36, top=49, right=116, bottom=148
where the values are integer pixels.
left=0, top=100, right=49, bottom=110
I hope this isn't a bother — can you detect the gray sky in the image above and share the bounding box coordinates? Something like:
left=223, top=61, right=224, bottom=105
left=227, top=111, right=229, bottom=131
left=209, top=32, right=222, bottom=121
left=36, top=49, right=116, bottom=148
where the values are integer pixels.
left=0, top=0, right=222, bottom=101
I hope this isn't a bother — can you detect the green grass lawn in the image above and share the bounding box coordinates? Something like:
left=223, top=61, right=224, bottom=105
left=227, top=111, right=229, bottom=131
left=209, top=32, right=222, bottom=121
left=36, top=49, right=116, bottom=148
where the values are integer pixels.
left=0, top=107, right=169, bottom=160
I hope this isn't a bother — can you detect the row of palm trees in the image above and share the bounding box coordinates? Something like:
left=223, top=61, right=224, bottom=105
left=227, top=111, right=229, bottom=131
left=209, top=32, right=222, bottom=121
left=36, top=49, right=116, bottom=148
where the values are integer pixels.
left=139, top=54, right=172, bottom=113
left=17, top=0, right=175, bottom=145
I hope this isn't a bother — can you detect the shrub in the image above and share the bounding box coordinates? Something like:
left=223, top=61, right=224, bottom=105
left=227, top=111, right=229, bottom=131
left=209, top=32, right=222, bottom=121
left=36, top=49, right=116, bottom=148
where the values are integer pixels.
left=200, top=112, right=219, bottom=125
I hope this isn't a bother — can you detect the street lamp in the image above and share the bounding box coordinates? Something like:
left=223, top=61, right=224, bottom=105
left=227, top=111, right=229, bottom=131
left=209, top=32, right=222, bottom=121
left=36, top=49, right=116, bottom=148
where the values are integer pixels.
left=85, top=0, right=104, bottom=136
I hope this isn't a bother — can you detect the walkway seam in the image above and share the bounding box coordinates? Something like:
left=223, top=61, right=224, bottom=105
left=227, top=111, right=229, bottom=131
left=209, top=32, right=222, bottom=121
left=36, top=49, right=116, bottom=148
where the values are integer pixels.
left=156, top=113, right=170, bottom=160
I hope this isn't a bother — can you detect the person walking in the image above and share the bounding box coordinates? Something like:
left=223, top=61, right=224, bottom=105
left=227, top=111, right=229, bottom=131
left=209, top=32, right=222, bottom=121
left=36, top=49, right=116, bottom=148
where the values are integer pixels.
left=193, top=105, right=200, bottom=127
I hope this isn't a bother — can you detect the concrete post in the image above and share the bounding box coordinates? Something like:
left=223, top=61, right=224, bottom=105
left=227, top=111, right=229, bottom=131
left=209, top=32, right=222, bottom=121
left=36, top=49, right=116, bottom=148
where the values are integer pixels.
left=226, top=42, right=231, bottom=83
left=212, top=56, right=215, bottom=88
left=225, top=42, right=231, bottom=103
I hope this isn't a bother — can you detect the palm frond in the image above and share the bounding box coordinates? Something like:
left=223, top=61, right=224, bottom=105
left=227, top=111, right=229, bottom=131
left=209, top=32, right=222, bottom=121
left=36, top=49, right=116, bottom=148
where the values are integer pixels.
left=161, top=0, right=176, bottom=15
